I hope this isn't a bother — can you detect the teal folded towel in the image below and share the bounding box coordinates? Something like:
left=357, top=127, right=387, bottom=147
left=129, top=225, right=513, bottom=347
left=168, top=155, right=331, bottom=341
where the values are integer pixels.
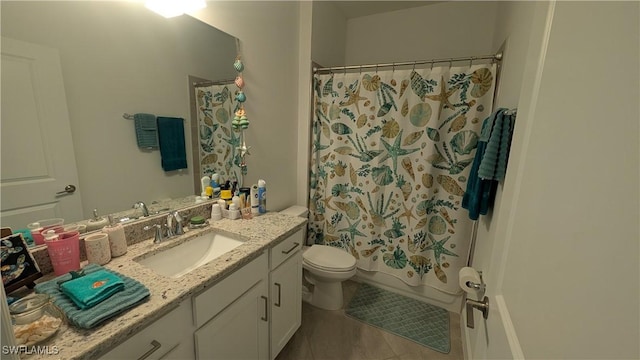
left=35, top=264, right=150, bottom=329
left=60, top=270, right=124, bottom=309
left=478, top=109, right=515, bottom=181
left=134, top=113, right=158, bottom=149
left=157, top=117, right=187, bottom=171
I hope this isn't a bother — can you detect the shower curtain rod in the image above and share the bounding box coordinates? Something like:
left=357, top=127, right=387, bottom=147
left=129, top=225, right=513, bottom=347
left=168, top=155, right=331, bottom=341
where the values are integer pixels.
left=313, top=52, right=503, bottom=74
left=192, top=78, right=235, bottom=87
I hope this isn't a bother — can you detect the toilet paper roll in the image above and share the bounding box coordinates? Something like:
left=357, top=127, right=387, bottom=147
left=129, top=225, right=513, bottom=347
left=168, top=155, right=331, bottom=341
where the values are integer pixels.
left=459, top=267, right=482, bottom=294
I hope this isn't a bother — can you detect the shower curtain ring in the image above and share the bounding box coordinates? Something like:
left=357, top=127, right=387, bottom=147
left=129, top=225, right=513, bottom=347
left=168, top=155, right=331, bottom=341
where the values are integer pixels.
left=375, top=64, right=378, bottom=74
left=412, top=61, right=416, bottom=71
left=430, top=61, right=434, bottom=70
left=448, top=59, right=453, bottom=68
left=359, top=65, right=362, bottom=75
left=469, top=57, right=474, bottom=67
left=391, top=62, right=395, bottom=74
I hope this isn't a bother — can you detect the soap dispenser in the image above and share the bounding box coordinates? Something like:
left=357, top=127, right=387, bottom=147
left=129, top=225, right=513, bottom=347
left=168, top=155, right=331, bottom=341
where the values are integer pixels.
left=102, top=215, right=127, bottom=257
left=86, top=209, right=109, bottom=232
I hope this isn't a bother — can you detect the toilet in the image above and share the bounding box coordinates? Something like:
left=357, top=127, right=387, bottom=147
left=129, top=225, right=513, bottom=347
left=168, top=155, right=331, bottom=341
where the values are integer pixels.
left=280, top=206, right=358, bottom=311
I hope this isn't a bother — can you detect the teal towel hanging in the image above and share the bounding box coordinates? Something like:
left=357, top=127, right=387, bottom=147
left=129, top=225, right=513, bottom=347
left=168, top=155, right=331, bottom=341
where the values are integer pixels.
left=478, top=109, right=515, bottom=181
left=157, top=117, right=188, bottom=171
left=134, top=113, right=158, bottom=149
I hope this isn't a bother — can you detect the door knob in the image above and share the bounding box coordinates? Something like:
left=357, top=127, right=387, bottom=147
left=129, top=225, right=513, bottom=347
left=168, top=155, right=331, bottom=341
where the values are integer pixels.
left=56, top=184, right=76, bottom=195
left=465, top=296, right=489, bottom=329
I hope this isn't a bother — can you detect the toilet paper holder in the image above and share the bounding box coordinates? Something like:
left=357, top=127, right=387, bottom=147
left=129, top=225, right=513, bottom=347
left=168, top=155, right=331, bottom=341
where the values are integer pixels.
left=465, top=270, right=486, bottom=298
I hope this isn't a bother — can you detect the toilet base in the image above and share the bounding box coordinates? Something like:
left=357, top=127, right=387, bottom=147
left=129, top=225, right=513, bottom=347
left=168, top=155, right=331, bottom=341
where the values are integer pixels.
left=309, top=280, right=345, bottom=310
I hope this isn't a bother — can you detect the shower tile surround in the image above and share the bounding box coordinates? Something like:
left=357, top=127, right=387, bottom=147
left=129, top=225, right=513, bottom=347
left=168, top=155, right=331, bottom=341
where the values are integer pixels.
left=19, top=206, right=307, bottom=360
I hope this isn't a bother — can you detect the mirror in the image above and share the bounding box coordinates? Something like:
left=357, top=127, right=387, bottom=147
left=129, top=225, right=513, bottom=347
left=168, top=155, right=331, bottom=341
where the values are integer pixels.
left=0, top=1, right=238, bottom=234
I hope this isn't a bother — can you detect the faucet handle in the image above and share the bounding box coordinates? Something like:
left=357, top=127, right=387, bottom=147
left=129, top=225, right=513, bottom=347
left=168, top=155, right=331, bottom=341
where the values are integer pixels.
left=143, top=224, right=164, bottom=244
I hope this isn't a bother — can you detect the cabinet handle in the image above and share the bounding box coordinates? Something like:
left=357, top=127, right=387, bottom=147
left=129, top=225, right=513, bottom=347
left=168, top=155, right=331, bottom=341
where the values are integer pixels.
left=275, top=283, right=282, bottom=307
left=281, top=242, right=300, bottom=254
left=260, top=295, right=268, bottom=322
left=138, top=340, right=161, bottom=360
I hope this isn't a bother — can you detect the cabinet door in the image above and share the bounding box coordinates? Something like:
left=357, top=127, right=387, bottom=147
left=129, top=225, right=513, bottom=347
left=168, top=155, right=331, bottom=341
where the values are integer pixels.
left=101, top=301, right=194, bottom=360
left=194, top=280, right=269, bottom=360
left=270, top=252, right=302, bottom=360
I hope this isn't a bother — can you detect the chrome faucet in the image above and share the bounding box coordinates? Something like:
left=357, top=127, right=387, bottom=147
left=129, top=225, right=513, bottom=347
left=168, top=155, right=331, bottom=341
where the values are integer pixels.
left=133, top=201, right=149, bottom=217
left=143, top=224, right=165, bottom=244
left=166, top=211, right=184, bottom=238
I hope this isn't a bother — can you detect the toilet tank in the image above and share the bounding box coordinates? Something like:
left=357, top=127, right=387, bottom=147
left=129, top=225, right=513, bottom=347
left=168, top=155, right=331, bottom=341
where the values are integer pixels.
left=279, top=205, right=308, bottom=218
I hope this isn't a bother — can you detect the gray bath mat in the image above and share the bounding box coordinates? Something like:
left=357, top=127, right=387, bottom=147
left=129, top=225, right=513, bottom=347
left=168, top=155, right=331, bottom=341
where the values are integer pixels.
left=345, top=283, right=450, bottom=353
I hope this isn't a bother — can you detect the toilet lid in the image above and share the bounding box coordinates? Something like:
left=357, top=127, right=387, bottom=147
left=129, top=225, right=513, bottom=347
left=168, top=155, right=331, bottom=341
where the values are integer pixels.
left=303, top=245, right=356, bottom=270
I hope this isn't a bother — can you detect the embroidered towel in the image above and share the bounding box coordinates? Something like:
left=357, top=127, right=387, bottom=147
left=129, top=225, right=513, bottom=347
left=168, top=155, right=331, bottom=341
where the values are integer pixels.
left=134, top=113, right=158, bottom=149
left=35, top=264, right=150, bottom=329
left=59, top=270, right=124, bottom=310
left=157, top=117, right=188, bottom=171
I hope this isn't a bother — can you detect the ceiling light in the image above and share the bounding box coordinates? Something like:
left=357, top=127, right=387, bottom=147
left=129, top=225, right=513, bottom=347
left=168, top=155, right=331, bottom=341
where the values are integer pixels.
left=145, top=0, right=206, bottom=18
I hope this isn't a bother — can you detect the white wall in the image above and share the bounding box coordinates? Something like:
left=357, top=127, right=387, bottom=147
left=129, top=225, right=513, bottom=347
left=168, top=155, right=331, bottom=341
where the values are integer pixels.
left=311, top=1, right=347, bottom=67
left=191, top=1, right=301, bottom=212
left=345, top=1, right=498, bottom=65
left=1, top=1, right=236, bottom=219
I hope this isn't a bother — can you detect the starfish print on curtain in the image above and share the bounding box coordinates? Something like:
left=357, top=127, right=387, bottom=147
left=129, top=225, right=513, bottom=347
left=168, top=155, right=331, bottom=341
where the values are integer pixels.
left=309, top=63, right=497, bottom=294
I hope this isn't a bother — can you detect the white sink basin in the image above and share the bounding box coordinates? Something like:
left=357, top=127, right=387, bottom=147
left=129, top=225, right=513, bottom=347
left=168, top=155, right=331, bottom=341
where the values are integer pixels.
left=136, top=232, right=244, bottom=278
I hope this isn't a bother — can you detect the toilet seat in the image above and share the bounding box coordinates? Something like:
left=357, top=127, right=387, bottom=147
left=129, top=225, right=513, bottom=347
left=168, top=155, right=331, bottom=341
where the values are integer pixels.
left=303, top=245, right=356, bottom=272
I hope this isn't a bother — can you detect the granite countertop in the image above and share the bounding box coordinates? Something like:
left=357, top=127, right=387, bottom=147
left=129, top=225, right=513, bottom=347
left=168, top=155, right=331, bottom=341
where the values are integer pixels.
left=25, top=212, right=306, bottom=360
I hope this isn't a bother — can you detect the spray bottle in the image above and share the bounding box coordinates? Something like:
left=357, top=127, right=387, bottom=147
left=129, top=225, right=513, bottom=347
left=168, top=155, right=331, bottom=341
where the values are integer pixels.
left=258, top=179, right=266, bottom=214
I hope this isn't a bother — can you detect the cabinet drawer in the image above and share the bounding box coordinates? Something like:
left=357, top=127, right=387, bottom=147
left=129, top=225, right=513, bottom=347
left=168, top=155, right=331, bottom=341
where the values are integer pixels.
left=193, top=252, right=267, bottom=328
left=270, top=229, right=303, bottom=270
left=101, top=300, right=193, bottom=360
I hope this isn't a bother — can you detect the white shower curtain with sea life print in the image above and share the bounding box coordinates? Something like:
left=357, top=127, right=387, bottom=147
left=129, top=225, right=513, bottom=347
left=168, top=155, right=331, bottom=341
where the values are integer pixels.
left=308, top=63, right=496, bottom=293
left=196, top=84, right=242, bottom=181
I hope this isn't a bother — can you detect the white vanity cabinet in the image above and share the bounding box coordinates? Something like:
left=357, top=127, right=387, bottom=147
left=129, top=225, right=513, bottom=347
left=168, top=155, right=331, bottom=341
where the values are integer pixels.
left=99, top=227, right=304, bottom=360
left=269, top=229, right=303, bottom=360
left=193, top=252, right=269, bottom=360
left=100, top=300, right=194, bottom=360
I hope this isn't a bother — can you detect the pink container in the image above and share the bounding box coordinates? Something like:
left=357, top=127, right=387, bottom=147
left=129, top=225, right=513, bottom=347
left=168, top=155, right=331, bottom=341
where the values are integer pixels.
left=45, top=231, right=80, bottom=276
left=28, top=219, right=64, bottom=246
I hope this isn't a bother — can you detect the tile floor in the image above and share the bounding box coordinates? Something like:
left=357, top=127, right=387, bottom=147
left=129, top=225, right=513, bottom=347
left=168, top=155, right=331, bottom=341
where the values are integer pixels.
left=276, top=280, right=464, bottom=360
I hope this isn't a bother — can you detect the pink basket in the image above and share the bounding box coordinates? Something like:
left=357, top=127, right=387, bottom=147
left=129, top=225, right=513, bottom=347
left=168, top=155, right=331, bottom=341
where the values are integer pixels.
left=45, top=231, right=80, bottom=276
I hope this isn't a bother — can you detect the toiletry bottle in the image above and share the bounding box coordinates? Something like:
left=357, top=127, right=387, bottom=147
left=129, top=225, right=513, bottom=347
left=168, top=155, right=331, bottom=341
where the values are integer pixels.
left=102, top=215, right=127, bottom=257
left=250, top=184, right=259, bottom=214
left=258, top=179, right=267, bottom=214
left=211, top=173, right=220, bottom=198
left=201, top=176, right=211, bottom=197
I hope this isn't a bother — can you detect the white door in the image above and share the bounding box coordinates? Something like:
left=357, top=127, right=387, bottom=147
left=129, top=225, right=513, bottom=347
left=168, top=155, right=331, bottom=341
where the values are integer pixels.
left=465, top=2, right=639, bottom=359
left=1, top=37, right=84, bottom=230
